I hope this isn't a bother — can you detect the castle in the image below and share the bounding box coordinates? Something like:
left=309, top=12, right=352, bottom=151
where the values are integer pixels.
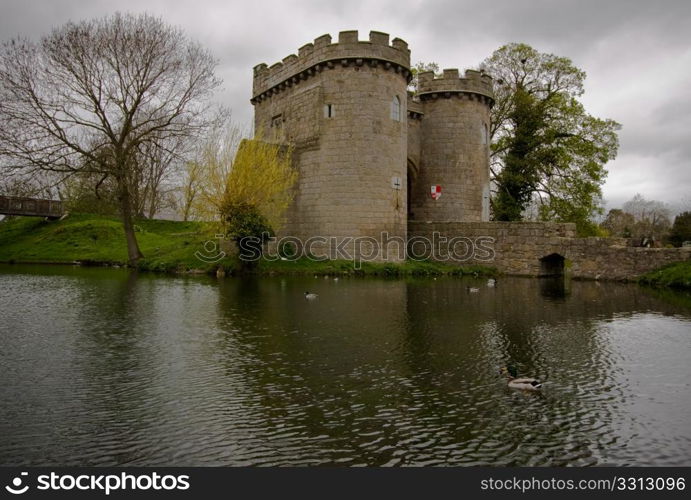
left=250, top=30, right=691, bottom=277
left=251, top=30, right=493, bottom=258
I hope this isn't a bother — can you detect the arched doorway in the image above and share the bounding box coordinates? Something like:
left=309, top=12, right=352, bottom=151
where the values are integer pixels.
left=539, top=253, right=565, bottom=277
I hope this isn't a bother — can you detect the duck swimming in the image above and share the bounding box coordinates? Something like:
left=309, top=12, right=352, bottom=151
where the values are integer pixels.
left=501, top=365, right=542, bottom=391
left=467, top=286, right=480, bottom=293
left=304, top=291, right=318, bottom=300
left=487, top=278, right=496, bottom=287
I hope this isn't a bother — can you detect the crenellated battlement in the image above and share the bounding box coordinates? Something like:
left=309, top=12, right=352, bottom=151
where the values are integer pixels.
left=252, top=30, right=411, bottom=102
left=417, top=68, right=494, bottom=105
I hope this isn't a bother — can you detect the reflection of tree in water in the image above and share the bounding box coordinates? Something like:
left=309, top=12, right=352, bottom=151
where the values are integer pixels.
left=69, top=271, right=237, bottom=465
left=208, top=276, right=691, bottom=465
left=3, top=264, right=689, bottom=466
left=212, top=277, right=412, bottom=465
left=639, top=286, right=691, bottom=313
left=69, top=271, right=177, bottom=465
left=10, top=269, right=159, bottom=465
left=470, top=278, right=671, bottom=465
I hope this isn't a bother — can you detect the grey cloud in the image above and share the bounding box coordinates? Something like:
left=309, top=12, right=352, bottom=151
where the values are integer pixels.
left=0, top=0, right=689, bottom=208
left=405, top=0, right=691, bottom=55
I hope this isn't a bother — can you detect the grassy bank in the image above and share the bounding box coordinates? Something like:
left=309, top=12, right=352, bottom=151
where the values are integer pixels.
left=639, top=261, right=691, bottom=290
left=0, top=214, right=496, bottom=277
left=256, top=256, right=495, bottom=277
left=0, top=214, right=216, bottom=273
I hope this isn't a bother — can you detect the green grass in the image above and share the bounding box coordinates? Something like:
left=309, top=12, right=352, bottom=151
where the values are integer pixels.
left=0, top=214, right=217, bottom=273
left=0, top=214, right=497, bottom=277
left=639, top=260, right=691, bottom=290
left=256, top=255, right=496, bottom=277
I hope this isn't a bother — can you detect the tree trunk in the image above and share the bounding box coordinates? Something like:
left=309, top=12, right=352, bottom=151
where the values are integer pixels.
left=119, top=182, right=144, bottom=265
left=147, top=193, right=157, bottom=220
left=182, top=202, right=190, bottom=222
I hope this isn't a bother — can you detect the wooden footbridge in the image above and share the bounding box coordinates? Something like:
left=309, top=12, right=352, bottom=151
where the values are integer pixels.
left=0, top=195, right=64, bottom=219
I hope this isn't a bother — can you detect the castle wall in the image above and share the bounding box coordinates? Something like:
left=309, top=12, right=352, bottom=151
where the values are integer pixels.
left=406, top=96, right=423, bottom=173
left=252, top=31, right=410, bottom=259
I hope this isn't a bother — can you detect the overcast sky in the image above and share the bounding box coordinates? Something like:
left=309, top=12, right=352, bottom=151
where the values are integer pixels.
left=1, top=0, right=689, bottom=211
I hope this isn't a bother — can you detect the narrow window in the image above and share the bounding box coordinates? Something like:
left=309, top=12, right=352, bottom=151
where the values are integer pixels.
left=271, top=114, right=283, bottom=128
left=391, top=96, right=401, bottom=121
left=324, top=104, right=334, bottom=118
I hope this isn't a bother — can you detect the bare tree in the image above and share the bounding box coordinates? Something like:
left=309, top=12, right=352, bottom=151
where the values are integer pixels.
left=133, top=133, right=187, bottom=219
left=0, top=162, right=61, bottom=198
left=622, top=193, right=672, bottom=242
left=179, top=158, right=204, bottom=221
left=0, top=12, right=220, bottom=263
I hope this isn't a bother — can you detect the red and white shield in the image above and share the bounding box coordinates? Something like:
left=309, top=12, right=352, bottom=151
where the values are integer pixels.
left=430, top=185, right=442, bottom=200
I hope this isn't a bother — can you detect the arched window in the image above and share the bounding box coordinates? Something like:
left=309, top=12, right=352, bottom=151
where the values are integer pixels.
left=481, top=123, right=489, bottom=144
left=391, top=96, right=401, bottom=121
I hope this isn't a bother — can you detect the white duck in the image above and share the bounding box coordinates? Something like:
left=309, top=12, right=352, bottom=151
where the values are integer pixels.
left=304, top=291, right=318, bottom=300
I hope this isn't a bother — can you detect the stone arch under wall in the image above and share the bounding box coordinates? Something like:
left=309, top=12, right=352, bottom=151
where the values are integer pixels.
left=539, top=253, right=566, bottom=277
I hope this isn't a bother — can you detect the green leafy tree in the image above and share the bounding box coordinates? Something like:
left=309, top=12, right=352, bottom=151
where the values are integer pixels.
left=669, top=212, right=691, bottom=247
left=62, top=172, right=120, bottom=215
left=601, top=208, right=636, bottom=238
left=409, top=61, right=440, bottom=91
left=190, top=121, right=297, bottom=230
left=223, top=201, right=274, bottom=268
left=491, top=87, right=543, bottom=220
left=218, top=138, right=296, bottom=269
left=189, top=119, right=297, bottom=268
left=481, top=43, right=620, bottom=231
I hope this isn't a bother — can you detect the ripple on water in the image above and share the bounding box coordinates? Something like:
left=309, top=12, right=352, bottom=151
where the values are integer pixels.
left=1, top=270, right=690, bottom=465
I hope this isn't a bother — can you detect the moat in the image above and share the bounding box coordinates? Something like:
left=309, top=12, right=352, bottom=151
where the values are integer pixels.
left=1, top=264, right=690, bottom=466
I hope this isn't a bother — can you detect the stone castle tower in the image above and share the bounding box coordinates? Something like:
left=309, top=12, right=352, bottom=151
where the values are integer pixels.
left=251, top=30, right=493, bottom=258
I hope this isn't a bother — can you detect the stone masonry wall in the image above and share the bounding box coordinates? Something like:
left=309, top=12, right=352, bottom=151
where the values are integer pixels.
left=411, top=93, right=491, bottom=222
left=409, top=221, right=691, bottom=280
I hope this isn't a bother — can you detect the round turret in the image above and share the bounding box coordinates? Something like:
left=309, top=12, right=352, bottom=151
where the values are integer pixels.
left=409, top=69, right=494, bottom=222
left=252, top=31, right=411, bottom=259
